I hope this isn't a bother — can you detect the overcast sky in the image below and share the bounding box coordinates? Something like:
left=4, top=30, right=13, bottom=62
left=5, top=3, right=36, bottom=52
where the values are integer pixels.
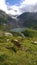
left=0, top=0, right=37, bottom=15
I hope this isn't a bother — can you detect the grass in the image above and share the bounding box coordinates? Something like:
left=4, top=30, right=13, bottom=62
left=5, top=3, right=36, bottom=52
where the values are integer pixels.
left=0, top=29, right=37, bottom=65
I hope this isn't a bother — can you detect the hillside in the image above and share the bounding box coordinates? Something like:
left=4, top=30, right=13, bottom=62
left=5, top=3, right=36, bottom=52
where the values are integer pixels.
left=0, top=10, right=18, bottom=31
left=0, top=29, right=37, bottom=65
left=17, top=12, right=37, bottom=29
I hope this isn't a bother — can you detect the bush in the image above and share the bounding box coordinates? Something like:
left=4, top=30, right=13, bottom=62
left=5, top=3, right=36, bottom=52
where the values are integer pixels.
left=22, top=29, right=35, bottom=37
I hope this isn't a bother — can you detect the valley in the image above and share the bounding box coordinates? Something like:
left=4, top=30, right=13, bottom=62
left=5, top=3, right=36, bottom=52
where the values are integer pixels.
left=0, top=10, right=37, bottom=65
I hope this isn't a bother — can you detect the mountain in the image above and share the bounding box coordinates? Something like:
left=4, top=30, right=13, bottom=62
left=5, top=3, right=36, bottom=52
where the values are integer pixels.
left=17, top=12, right=37, bottom=29
left=9, top=14, right=18, bottom=19
left=0, top=10, right=18, bottom=31
left=0, top=10, right=37, bottom=31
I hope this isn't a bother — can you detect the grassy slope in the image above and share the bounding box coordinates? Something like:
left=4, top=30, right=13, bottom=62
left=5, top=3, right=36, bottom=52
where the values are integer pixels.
left=0, top=29, right=37, bottom=65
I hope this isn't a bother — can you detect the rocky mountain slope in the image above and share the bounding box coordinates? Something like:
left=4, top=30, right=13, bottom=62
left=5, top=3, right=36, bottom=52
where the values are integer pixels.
left=17, top=12, right=37, bottom=29
left=0, top=10, right=18, bottom=31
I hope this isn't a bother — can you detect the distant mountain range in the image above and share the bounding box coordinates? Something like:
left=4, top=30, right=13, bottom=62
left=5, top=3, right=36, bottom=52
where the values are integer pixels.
left=0, top=10, right=37, bottom=31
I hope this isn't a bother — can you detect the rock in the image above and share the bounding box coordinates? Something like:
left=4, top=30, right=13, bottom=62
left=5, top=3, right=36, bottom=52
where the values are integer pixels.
left=11, top=39, right=21, bottom=48
left=32, top=41, right=37, bottom=45
left=4, top=32, right=13, bottom=36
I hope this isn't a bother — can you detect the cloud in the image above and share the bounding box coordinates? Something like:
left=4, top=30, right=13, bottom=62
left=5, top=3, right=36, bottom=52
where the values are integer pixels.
left=0, top=0, right=8, bottom=13
left=7, top=5, right=20, bottom=15
left=19, top=0, right=37, bottom=13
left=21, top=0, right=37, bottom=5
left=7, top=0, right=37, bottom=15
left=0, top=0, right=20, bottom=15
left=0, top=0, right=37, bottom=15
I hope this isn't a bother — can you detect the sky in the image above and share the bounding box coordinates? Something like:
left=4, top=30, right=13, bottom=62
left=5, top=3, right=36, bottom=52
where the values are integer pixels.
left=0, top=0, right=37, bottom=15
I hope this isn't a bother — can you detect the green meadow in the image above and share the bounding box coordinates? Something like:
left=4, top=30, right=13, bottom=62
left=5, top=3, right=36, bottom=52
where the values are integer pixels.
left=0, top=29, right=37, bottom=65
